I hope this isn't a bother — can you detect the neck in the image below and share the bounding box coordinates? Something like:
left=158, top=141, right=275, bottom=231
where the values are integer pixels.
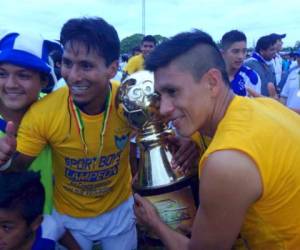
left=78, top=84, right=110, bottom=115
left=0, top=102, right=26, bottom=130
left=227, top=66, right=239, bottom=82
left=201, top=88, right=235, bottom=137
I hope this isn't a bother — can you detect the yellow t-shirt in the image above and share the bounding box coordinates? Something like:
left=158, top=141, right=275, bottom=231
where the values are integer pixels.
left=199, top=96, right=300, bottom=249
left=123, top=54, right=144, bottom=75
left=17, top=81, right=132, bottom=218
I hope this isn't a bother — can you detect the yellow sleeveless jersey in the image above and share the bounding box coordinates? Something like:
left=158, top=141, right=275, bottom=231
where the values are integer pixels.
left=17, top=81, right=132, bottom=217
left=123, top=54, right=144, bottom=75
left=199, top=96, right=300, bottom=249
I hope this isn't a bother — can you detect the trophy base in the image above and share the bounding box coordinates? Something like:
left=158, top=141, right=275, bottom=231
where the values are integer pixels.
left=134, top=175, right=199, bottom=246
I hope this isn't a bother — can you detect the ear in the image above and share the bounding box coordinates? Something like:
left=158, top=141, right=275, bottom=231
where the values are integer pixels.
left=107, top=60, right=119, bottom=79
left=30, top=214, right=43, bottom=232
left=204, top=68, right=224, bottom=97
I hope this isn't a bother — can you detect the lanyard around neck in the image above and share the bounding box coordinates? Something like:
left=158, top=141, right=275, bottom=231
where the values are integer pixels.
left=68, top=85, right=112, bottom=157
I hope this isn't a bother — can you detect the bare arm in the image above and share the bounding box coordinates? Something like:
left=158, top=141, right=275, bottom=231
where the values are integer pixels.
left=134, top=150, right=262, bottom=250
left=9, top=152, right=35, bottom=172
left=188, top=150, right=262, bottom=249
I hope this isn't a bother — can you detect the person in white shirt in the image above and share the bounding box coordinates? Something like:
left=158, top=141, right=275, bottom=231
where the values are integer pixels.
left=280, top=49, right=300, bottom=114
left=270, top=33, right=286, bottom=88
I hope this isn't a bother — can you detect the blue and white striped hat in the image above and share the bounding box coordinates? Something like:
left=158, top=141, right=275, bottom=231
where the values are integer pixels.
left=0, top=32, right=62, bottom=75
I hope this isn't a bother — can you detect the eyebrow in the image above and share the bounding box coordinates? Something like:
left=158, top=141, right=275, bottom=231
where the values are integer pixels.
left=0, top=220, right=15, bottom=224
left=158, top=84, right=178, bottom=93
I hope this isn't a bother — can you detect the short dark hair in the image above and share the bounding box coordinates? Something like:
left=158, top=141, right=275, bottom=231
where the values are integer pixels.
left=132, top=46, right=141, bottom=55
left=145, top=29, right=230, bottom=85
left=255, top=35, right=276, bottom=52
left=60, top=17, right=120, bottom=66
left=142, top=35, right=157, bottom=45
left=0, top=171, right=45, bottom=225
left=221, top=30, right=247, bottom=50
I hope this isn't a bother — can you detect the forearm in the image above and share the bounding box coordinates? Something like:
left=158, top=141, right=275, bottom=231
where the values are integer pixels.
left=153, top=220, right=190, bottom=250
left=6, top=152, right=34, bottom=172
left=59, top=230, right=81, bottom=250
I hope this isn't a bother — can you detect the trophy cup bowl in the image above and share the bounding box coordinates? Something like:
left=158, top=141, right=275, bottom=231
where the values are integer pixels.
left=118, top=70, right=193, bottom=195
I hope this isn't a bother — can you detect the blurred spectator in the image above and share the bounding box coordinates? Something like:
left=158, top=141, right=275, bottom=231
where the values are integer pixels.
left=269, top=33, right=286, bottom=86
left=131, top=46, right=141, bottom=56
left=221, top=30, right=261, bottom=96
left=280, top=49, right=300, bottom=113
left=122, top=35, right=157, bottom=80
left=245, top=35, right=277, bottom=96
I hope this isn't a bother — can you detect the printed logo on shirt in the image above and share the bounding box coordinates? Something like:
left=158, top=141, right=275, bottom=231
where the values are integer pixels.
left=115, top=134, right=129, bottom=150
left=63, top=151, right=122, bottom=197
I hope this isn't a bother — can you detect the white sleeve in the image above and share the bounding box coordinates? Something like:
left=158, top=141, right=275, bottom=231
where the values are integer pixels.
left=281, top=75, right=291, bottom=98
left=253, top=73, right=262, bottom=94
left=41, top=214, right=66, bottom=241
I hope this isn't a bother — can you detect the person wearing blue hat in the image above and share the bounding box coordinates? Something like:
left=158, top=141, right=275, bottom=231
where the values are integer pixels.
left=0, top=32, right=60, bottom=214
left=0, top=32, right=81, bottom=250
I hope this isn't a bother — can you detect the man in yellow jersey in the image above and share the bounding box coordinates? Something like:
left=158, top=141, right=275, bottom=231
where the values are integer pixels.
left=0, top=18, right=199, bottom=250
left=133, top=30, right=300, bottom=249
left=0, top=17, right=136, bottom=250
left=122, top=35, right=157, bottom=79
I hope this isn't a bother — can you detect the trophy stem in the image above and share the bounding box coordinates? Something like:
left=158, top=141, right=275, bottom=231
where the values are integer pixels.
left=133, top=122, right=192, bottom=195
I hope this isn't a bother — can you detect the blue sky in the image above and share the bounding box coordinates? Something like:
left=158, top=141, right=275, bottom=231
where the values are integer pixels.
left=1, top=0, right=299, bottom=47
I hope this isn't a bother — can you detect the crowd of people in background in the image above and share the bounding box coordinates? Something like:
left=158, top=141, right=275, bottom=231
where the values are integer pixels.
left=0, top=15, right=299, bottom=250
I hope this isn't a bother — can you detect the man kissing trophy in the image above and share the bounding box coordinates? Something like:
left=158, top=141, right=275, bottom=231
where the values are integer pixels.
left=118, top=70, right=199, bottom=245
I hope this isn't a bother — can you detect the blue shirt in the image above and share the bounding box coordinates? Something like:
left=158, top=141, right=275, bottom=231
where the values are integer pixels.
left=31, top=226, right=56, bottom=250
left=231, top=65, right=261, bottom=96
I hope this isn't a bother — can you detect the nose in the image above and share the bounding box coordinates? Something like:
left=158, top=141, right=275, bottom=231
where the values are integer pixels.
left=238, top=51, right=245, bottom=60
left=159, top=96, right=175, bottom=118
left=64, top=65, right=82, bottom=83
left=5, top=75, right=18, bottom=88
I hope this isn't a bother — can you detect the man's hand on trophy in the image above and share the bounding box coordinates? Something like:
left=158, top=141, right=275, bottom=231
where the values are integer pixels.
left=167, top=136, right=200, bottom=175
left=133, top=193, right=162, bottom=230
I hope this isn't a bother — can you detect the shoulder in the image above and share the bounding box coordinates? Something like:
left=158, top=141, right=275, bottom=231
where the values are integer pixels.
left=288, top=66, right=300, bottom=76
left=127, top=54, right=142, bottom=63
left=41, top=215, right=65, bottom=241
left=201, top=150, right=262, bottom=201
left=240, top=65, right=259, bottom=84
left=30, top=87, right=69, bottom=112
left=244, top=58, right=259, bottom=66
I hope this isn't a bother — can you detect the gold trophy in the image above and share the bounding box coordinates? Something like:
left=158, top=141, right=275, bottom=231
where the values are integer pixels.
left=118, top=70, right=193, bottom=194
left=118, top=71, right=197, bottom=245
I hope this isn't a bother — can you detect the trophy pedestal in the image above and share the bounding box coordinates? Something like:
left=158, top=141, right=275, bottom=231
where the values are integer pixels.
left=134, top=175, right=198, bottom=248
